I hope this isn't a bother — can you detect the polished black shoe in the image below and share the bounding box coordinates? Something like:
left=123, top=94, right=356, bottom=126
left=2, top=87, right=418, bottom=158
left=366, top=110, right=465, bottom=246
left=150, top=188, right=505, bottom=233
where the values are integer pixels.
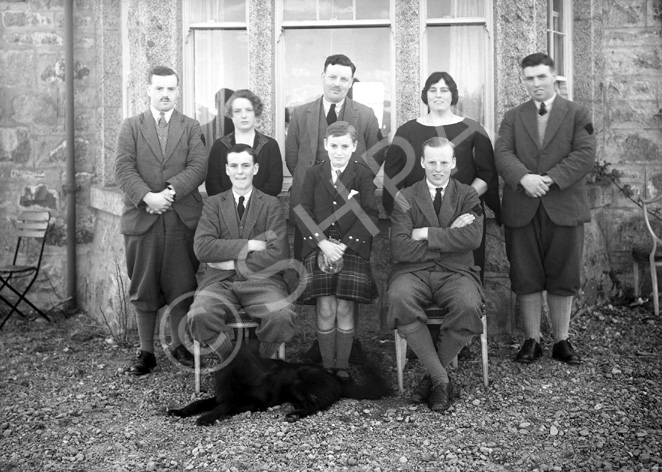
left=334, top=368, right=353, bottom=385
left=349, top=338, right=366, bottom=365
left=411, top=374, right=431, bottom=404
left=126, top=350, right=156, bottom=376
left=552, top=339, right=581, bottom=365
left=515, top=338, right=543, bottom=364
left=302, top=339, right=322, bottom=364
left=428, top=379, right=456, bottom=412
left=171, top=345, right=194, bottom=367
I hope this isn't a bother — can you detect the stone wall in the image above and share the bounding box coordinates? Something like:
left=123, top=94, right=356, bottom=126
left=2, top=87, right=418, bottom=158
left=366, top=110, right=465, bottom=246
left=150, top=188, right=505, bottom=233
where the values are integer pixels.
left=0, top=0, right=97, bottom=313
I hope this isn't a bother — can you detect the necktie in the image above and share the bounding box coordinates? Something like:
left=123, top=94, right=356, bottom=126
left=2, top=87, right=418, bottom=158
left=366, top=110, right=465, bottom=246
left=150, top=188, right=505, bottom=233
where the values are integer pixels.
left=434, top=187, right=443, bottom=214
left=333, top=169, right=341, bottom=187
left=237, top=196, right=245, bottom=220
left=326, top=104, right=337, bottom=125
left=538, top=103, right=550, bottom=146
left=538, top=102, right=547, bottom=116
left=157, top=112, right=167, bottom=154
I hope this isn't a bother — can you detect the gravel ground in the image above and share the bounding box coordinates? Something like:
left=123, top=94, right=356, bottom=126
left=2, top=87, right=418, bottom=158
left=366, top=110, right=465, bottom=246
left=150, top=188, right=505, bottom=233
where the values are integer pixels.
left=0, top=303, right=660, bottom=472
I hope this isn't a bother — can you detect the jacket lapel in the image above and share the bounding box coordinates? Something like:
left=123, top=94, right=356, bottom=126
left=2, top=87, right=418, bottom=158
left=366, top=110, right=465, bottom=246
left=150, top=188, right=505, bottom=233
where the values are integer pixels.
left=241, top=190, right=264, bottom=238
left=220, top=192, right=240, bottom=240
left=413, top=181, right=439, bottom=228
left=520, top=100, right=541, bottom=149
left=438, top=179, right=458, bottom=228
left=321, top=160, right=337, bottom=196
left=140, top=111, right=164, bottom=162
left=306, top=98, right=323, bottom=157
left=541, top=96, right=568, bottom=150
left=163, top=109, right=185, bottom=163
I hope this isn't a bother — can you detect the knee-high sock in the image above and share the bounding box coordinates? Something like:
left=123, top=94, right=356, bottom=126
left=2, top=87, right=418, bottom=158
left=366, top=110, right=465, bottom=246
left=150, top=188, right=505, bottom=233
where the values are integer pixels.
left=547, top=294, right=573, bottom=342
left=437, top=334, right=466, bottom=369
left=136, top=310, right=156, bottom=353
left=317, top=327, right=336, bottom=369
left=518, top=292, right=543, bottom=342
left=335, top=327, right=354, bottom=370
left=401, top=322, right=448, bottom=385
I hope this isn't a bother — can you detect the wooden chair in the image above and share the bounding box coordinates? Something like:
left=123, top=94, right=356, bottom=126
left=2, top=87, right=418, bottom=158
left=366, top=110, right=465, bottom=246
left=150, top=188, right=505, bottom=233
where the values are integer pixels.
left=0, top=211, right=51, bottom=329
left=632, top=191, right=662, bottom=316
left=193, top=310, right=285, bottom=394
left=394, top=305, right=489, bottom=393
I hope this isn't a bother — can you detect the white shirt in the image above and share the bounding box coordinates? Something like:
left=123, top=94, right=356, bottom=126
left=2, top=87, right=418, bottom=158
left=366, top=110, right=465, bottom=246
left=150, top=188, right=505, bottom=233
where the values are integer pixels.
left=150, top=107, right=174, bottom=124
left=331, top=163, right=349, bottom=183
left=323, top=97, right=345, bottom=117
left=426, top=179, right=446, bottom=202
left=535, top=94, right=556, bottom=114
left=232, top=188, right=253, bottom=208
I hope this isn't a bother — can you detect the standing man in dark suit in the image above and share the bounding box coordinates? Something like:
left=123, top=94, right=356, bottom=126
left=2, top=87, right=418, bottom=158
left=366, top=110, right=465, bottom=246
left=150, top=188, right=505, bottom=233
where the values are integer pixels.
left=387, top=137, right=484, bottom=412
left=116, top=66, right=207, bottom=376
left=495, top=53, right=596, bottom=365
left=286, top=54, right=381, bottom=363
left=188, top=144, right=296, bottom=360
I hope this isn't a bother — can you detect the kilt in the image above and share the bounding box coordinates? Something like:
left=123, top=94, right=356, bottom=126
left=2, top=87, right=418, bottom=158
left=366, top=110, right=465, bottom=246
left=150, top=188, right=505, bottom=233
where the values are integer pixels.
left=298, top=250, right=378, bottom=305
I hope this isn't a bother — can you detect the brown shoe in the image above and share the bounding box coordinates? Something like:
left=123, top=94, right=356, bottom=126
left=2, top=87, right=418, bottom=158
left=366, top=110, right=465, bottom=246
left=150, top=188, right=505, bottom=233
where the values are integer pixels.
left=428, top=379, right=455, bottom=412
left=411, top=374, right=431, bottom=404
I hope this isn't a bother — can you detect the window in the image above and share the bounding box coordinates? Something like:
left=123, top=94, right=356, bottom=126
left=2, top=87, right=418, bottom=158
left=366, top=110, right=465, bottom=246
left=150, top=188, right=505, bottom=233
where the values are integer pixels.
left=548, top=0, right=572, bottom=99
left=182, top=0, right=250, bottom=152
left=424, top=0, right=494, bottom=133
left=276, top=0, right=393, bottom=158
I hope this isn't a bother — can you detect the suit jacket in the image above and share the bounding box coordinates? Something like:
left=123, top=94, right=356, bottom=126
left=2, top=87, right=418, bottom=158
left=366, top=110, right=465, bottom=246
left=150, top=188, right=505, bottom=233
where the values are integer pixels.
left=388, top=178, right=483, bottom=286
left=494, top=95, right=596, bottom=228
left=194, top=188, right=290, bottom=287
left=115, top=109, right=207, bottom=235
left=295, top=159, right=379, bottom=261
left=285, top=96, right=380, bottom=221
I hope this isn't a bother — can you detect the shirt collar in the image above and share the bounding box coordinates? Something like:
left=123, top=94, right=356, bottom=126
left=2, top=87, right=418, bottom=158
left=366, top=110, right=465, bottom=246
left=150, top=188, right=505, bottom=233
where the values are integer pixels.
left=535, top=94, right=556, bottom=113
left=233, top=188, right=253, bottom=204
left=323, top=97, right=345, bottom=115
left=331, top=162, right=349, bottom=176
left=151, top=107, right=174, bottom=123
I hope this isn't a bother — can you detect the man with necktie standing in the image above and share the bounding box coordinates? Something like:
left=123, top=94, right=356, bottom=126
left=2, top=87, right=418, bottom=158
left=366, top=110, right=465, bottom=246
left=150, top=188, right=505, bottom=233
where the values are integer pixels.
left=387, top=137, right=484, bottom=412
left=116, top=66, right=207, bottom=375
left=495, top=53, right=596, bottom=366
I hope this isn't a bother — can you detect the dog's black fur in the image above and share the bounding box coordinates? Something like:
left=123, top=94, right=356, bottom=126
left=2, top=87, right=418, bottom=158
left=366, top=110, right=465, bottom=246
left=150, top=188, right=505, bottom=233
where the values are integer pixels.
left=167, top=343, right=391, bottom=425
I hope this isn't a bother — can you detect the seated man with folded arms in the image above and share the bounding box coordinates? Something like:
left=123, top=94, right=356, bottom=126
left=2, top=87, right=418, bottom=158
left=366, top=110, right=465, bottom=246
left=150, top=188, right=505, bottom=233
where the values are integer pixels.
left=387, top=137, right=484, bottom=412
left=188, top=144, right=296, bottom=359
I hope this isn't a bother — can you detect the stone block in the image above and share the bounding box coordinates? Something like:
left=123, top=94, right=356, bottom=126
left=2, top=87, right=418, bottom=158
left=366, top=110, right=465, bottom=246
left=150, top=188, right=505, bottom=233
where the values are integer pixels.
left=7, top=31, right=63, bottom=45
left=19, top=183, right=58, bottom=209
left=606, top=76, right=661, bottom=101
left=2, top=10, right=53, bottom=27
left=605, top=0, right=648, bottom=27
left=604, top=27, right=661, bottom=47
left=604, top=46, right=662, bottom=76
left=12, top=93, right=57, bottom=125
left=604, top=130, right=662, bottom=164
left=1, top=50, right=36, bottom=87
left=29, top=0, right=64, bottom=8
left=607, top=99, right=661, bottom=129
left=0, top=127, right=30, bottom=162
left=46, top=137, right=89, bottom=167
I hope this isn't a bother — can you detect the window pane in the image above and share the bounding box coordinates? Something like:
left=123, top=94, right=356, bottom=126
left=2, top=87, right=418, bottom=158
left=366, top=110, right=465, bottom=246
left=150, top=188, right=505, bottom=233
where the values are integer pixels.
left=554, top=33, right=565, bottom=76
left=283, top=28, right=391, bottom=138
left=427, top=0, right=484, bottom=18
left=427, top=25, right=486, bottom=125
left=193, top=30, right=249, bottom=146
left=320, top=0, right=353, bottom=20
left=284, top=0, right=390, bottom=21
left=187, top=0, right=246, bottom=23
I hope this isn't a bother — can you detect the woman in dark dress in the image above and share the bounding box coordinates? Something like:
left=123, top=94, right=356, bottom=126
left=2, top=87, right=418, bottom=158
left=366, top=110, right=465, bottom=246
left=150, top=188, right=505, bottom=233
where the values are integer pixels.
left=383, top=71, right=501, bottom=276
left=205, top=89, right=283, bottom=197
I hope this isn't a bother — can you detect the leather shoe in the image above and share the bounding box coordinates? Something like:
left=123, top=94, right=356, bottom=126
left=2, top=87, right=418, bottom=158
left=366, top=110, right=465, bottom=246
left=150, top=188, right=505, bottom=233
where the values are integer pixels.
left=335, top=368, right=353, bottom=385
left=515, top=338, right=542, bottom=364
left=411, top=374, right=431, bottom=404
left=428, top=379, right=456, bottom=412
left=171, top=345, right=194, bottom=367
left=552, top=339, right=581, bottom=365
left=349, top=338, right=366, bottom=365
left=302, top=339, right=322, bottom=364
left=126, top=350, right=156, bottom=376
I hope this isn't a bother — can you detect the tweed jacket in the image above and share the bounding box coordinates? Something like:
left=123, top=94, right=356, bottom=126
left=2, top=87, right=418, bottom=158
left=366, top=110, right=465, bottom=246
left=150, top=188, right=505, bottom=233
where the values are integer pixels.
left=388, top=178, right=483, bottom=286
left=494, top=95, right=596, bottom=228
left=115, top=109, right=207, bottom=235
left=294, top=159, right=379, bottom=261
left=194, top=188, right=290, bottom=286
left=285, top=96, right=380, bottom=221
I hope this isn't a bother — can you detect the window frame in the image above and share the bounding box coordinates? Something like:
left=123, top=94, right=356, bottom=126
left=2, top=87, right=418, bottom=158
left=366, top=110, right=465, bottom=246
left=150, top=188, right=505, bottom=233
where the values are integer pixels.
left=547, top=0, right=573, bottom=100
left=421, top=0, right=495, bottom=138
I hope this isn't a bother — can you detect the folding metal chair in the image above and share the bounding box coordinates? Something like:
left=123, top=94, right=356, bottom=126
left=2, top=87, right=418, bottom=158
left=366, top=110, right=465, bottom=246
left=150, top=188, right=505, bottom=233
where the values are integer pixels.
left=0, top=211, right=51, bottom=329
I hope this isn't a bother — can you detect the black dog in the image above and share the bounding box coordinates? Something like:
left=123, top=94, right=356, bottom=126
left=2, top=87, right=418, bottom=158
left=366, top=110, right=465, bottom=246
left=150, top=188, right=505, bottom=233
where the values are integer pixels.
left=167, top=343, right=390, bottom=425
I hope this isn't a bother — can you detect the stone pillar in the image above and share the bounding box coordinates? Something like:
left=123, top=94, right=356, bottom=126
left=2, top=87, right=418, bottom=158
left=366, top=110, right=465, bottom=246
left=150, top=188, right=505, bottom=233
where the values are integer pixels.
left=126, top=0, right=183, bottom=116
left=248, top=0, right=275, bottom=136
left=394, top=0, right=421, bottom=127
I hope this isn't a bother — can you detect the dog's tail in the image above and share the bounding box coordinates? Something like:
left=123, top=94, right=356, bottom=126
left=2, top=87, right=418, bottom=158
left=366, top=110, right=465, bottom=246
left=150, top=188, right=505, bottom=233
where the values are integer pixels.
left=341, top=361, right=391, bottom=400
